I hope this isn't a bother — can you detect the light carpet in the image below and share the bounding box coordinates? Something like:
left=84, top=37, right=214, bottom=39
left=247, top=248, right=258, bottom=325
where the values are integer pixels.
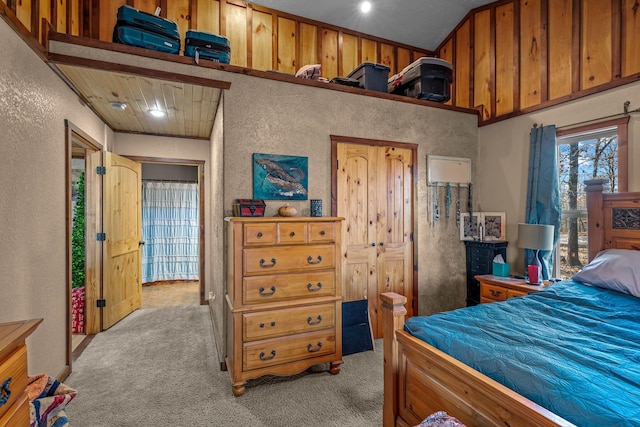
left=65, top=305, right=383, bottom=426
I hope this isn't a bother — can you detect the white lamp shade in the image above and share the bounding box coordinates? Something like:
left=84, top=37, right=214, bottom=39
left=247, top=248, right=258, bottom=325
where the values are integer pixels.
left=517, top=223, right=554, bottom=251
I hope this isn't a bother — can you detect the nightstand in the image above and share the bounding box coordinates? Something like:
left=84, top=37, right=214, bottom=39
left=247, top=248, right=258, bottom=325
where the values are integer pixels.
left=475, top=275, right=550, bottom=303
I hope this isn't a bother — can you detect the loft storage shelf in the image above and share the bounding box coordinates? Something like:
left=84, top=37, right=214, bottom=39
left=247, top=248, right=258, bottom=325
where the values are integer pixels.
left=427, top=155, right=471, bottom=187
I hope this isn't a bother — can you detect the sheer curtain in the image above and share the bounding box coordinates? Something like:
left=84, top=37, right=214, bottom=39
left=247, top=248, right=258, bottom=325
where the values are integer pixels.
left=142, top=181, right=199, bottom=283
left=525, top=125, right=562, bottom=279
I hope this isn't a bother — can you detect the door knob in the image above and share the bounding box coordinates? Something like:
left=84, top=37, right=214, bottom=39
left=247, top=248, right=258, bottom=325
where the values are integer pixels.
left=139, top=240, right=145, bottom=246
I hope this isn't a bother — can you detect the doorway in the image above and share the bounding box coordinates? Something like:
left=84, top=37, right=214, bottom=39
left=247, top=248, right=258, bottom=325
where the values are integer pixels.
left=331, top=135, right=417, bottom=339
left=140, top=163, right=202, bottom=309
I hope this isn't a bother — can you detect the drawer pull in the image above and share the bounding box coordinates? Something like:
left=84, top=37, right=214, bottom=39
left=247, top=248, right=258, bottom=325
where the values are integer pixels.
left=307, top=342, right=323, bottom=353
left=490, top=289, right=502, bottom=297
left=320, top=230, right=326, bottom=236
left=259, top=286, right=276, bottom=297
left=307, top=255, right=322, bottom=265
left=260, top=258, right=277, bottom=268
left=257, top=232, right=263, bottom=238
left=307, top=315, right=322, bottom=325
left=307, top=282, right=323, bottom=292
left=0, top=377, right=11, bottom=407
left=290, top=231, right=295, bottom=237
left=259, top=321, right=276, bottom=328
left=259, top=350, right=276, bottom=361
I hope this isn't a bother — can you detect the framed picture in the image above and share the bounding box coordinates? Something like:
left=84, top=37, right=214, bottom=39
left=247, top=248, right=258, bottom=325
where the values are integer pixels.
left=253, top=153, right=309, bottom=200
left=460, top=212, right=481, bottom=241
left=481, top=212, right=506, bottom=241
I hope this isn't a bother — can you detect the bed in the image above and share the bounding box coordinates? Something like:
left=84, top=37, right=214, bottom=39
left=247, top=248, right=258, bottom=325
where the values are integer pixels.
left=382, top=179, right=640, bottom=426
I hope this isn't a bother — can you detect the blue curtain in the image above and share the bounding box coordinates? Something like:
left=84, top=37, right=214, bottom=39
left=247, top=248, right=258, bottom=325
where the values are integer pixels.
left=526, top=125, right=562, bottom=279
left=142, top=182, right=199, bottom=283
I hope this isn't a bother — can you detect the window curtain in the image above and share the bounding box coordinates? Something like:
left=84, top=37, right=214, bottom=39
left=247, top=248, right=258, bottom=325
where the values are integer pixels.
left=525, top=125, right=562, bottom=279
left=142, top=182, right=199, bottom=283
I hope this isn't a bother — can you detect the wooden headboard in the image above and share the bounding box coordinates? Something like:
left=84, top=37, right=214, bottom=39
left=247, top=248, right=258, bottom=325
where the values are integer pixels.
left=585, top=179, right=640, bottom=261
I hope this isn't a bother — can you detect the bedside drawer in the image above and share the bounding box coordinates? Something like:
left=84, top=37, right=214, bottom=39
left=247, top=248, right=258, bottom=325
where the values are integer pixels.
left=0, top=394, right=29, bottom=427
left=243, top=331, right=336, bottom=371
left=277, top=223, right=307, bottom=244
left=243, top=223, right=277, bottom=246
left=243, top=303, right=335, bottom=341
left=0, top=344, right=28, bottom=421
left=243, top=245, right=335, bottom=275
left=308, top=222, right=336, bottom=243
left=243, top=271, right=335, bottom=305
left=481, top=284, right=507, bottom=301
left=507, top=289, right=528, bottom=298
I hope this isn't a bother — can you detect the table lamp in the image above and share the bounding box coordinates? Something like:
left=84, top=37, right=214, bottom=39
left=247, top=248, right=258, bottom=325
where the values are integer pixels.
left=517, top=223, right=554, bottom=285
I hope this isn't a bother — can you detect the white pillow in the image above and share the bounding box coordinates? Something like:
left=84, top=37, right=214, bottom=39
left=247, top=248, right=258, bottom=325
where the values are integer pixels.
left=572, top=248, right=640, bottom=298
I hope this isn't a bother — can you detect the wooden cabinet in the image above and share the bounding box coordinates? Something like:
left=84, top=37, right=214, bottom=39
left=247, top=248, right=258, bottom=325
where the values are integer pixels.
left=0, top=319, right=42, bottom=427
left=464, top=241, right=508, bottom=306
left=225, top=217, right=343, bottom=396
left=475, top=275, right=548, bottom=303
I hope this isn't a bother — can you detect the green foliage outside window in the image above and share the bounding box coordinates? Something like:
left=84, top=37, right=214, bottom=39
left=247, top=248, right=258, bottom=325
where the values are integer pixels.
left=72, top=172, right=85, bottom=289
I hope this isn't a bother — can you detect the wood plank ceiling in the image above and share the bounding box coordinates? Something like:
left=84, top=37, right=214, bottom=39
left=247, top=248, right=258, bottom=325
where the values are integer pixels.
left=55, top=64, right=222, bottom=139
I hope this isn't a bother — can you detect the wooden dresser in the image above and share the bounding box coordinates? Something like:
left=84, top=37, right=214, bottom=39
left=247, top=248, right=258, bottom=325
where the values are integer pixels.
left=0, top=319, right=42, bottom=427
left=225, top=217, right=343, bottom=396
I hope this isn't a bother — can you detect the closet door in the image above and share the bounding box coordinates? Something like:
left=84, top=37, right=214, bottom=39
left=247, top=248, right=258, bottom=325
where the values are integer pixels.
left=337, top=142, right=414, bottom=338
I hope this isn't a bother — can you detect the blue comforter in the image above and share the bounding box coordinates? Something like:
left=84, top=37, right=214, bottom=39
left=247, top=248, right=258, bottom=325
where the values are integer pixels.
left=405, top=281, right=640, bottom=426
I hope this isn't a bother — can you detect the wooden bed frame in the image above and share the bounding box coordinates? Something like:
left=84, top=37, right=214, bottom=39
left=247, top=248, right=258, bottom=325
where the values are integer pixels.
left=381, top=179, right=640, bottom=427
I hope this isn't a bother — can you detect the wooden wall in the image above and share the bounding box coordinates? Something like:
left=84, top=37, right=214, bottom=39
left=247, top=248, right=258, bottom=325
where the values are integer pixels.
left=6, top=0, right=430, bottom=80
left=434, top=0, right=640, bottom=123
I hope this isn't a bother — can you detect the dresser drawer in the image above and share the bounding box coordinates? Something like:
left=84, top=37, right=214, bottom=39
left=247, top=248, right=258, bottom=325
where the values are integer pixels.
left=243, top=303, right=335, bottom=341
left=243, top=245, right=335, bottom=275
left=243, top=331, right=336, bottom=371
left=243, top=223, right=277, bottom=246
left=309, top=222, right=336, bottom=243
left=243, top=271, right=335, bottom=305
left=481, top=284, right=507, bottom=301
left=0, top=344, right=28, bottom=421
left=0, top=393, right=29, bottom=427
left=277, top=223, right=307, bottom=244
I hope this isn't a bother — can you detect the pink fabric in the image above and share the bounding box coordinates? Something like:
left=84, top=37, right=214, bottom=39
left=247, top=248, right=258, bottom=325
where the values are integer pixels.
left=71, top=287, right=85, bottom=333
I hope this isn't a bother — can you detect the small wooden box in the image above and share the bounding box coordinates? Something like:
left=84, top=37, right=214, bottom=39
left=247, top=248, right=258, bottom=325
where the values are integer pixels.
left=232, top=199, right=266, bottom=217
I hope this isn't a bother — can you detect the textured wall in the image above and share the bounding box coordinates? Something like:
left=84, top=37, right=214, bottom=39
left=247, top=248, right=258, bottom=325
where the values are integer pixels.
left=220, top=77, right=479, bottom=320
left=0, top=18, right=108, bottom=376
left=477, top=80, right=640, bottom=275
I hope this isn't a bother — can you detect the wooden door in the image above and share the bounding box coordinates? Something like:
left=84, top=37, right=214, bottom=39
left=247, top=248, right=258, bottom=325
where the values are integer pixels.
left=103, top=152, right=142, bottom=329
left=337, top=143, right=414, bottom=338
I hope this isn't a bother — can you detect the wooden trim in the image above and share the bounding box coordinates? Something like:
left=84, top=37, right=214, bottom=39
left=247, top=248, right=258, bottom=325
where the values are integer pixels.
left=611, top=0, right=622, bottom=79
left=246, top=2, right=252, bottom=69
left=513, top=0, right=521, bottom=115
left=540, top=0, right=549, bottom=103
left=47, top=53, right=232, bottom=90
left=469, top=12, right=475, bottom=110
left=571, top=0, right=581, bottom=93
left=489, top=7, right=496, bottom=120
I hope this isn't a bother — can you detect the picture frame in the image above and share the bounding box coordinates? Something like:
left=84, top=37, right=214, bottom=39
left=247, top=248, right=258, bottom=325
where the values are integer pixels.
left=481, top=212, right=506, bottom=241
left=252, top=153, right=309, bottom=200
left=460, top=212, right=481, bottom=241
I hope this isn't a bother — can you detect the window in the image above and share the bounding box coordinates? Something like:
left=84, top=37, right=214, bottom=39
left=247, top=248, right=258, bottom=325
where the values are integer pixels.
left=556, top=117, right=629, bottom=279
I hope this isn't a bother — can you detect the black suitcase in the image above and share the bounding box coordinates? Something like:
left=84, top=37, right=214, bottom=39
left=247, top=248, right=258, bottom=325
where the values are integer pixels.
left=330, top=77, right=362, bottom=88
left=184, top=30, right=231, bottom=63
left=113, top=5, right=180, bottom=55
left=401, top=57, right=453, bottom=103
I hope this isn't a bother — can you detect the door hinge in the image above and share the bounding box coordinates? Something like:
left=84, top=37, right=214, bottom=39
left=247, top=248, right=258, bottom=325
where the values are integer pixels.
left=96, top=299, right=106, bottom=308
left=96, top=232, right=106, bottom=241
left=96, top=166, right=106, bottom=175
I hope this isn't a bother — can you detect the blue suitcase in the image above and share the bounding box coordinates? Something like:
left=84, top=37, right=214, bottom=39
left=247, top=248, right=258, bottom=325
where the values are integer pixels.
left=184, top=30, right=230, bottom=63
left=113, top=5, right=180, bottom=54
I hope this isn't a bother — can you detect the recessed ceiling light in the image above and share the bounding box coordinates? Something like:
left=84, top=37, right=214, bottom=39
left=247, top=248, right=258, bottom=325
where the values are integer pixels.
left=360, top=1, right=372, bottom=13
left=148, top=108, right=166, bottom=118
left=109, top=101, right=127, bottom=110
